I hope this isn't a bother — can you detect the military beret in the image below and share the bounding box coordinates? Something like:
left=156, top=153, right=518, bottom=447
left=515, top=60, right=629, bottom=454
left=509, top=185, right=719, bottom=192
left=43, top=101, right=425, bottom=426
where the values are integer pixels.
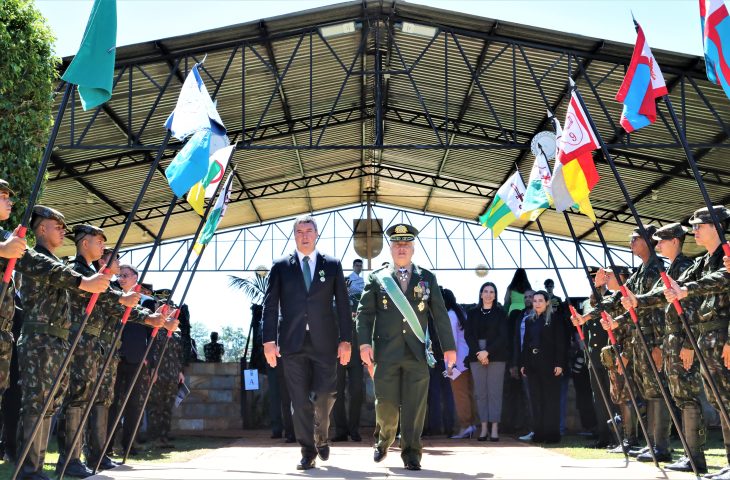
left=386, top=223, right=419, bottom=242
left=72, top=224, right=107, bottom=243
left=652, top=222, right=688, bottom=241
left=630, top=224, right=658, bottom=242
left=0, top=179, right=15, bottom=196
left=688, top=205, right=730, bottom=225
left=605, top=265, right=630, bottom=278
left=140, top=282, right=154, bottom=293
left=587, top=266, right=600, bottom=277
left=30, top=205, right=66, bottom=229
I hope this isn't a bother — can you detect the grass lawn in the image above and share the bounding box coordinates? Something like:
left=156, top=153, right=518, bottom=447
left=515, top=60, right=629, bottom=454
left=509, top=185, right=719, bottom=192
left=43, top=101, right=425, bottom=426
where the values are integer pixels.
left=0, top=435, right=233, bottom=480
left=543, top=428, right=727, bottom=474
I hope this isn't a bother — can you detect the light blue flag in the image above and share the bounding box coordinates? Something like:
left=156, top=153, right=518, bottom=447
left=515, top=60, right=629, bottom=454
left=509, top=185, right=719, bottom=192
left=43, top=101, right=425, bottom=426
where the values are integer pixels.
left=165, top=130, right=212, bottom=197
left=165, top=63, right=226, bottom=141
left=521, top=153, right=553, bottom=221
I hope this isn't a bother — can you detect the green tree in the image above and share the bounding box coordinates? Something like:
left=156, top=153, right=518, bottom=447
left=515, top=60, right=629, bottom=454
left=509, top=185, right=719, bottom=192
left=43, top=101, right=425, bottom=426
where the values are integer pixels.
left=219, top=325, right=247, bottom=362
left=0, top=0, right=58, bottom=226
left=189, top=321, right=208, bottom=360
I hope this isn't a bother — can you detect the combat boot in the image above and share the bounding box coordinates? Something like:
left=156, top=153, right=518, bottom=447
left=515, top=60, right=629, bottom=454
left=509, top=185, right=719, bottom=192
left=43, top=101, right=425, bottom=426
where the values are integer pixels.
left=17, top=415, right=52, bottom=480
left=666, top=405, right=707, bottom=473
left=87, top=405, right=119, bottom=471
left=637, top=399, right=671, bottom=462
left=56, top=407, right=92, bottom=478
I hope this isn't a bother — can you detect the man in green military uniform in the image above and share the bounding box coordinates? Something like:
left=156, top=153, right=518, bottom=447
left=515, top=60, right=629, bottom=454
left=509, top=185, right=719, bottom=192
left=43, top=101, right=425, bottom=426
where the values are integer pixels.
left=356, top=224, right=456, bottom=471
left=610, top=223, right=702, bottom=471
left=574, top=225, right=668, bottom=461
left=58, top=224, right=170, bottom=477
left=15, top=206, right=112, bottom=480
left=148, top=330, right=185, bottom=448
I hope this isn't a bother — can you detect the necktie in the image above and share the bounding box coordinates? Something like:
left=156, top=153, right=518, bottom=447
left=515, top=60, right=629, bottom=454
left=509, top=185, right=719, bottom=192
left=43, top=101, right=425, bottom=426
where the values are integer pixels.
left=302, top=256, right=312, bottom=291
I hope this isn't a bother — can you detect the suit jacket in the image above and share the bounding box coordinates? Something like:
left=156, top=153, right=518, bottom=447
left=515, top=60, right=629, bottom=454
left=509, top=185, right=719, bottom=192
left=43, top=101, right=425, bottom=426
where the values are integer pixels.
left=519, top=311, right=565, bottom=373
left=262, top=251, right=351, bottom=355
left=356, top=264, right=456, bottom=363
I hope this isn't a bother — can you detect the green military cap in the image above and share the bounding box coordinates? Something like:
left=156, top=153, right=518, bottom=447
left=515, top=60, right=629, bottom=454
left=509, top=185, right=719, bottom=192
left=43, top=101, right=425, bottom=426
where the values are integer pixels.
left=385, top=223, right=419, bottom=242
left=652, top=222, right=688, bottom=241
left=72, top=224, right=107, bottom=243
left=630, top=224, right=658, bottom=240
left=140, top=282, right=154, bottom=293
left=688, top=205, right=730, bottom=225
left=0, top=179, right=15, bottom=196
left=587, top=266, right=600, bottom=276
left=30, top=205, right=66, bottom=229
left=611, top=265, right=631, bottom=277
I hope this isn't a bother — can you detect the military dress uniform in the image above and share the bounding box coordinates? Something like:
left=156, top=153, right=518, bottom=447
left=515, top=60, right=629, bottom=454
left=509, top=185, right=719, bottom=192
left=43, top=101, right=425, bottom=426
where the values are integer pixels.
left=356, top=224, right=455, bottom=470
left=641, top=206, right=730, bottom=478
left=630, top=223, right=702, bottom=471
left=147, top=331, right=184, bottom=445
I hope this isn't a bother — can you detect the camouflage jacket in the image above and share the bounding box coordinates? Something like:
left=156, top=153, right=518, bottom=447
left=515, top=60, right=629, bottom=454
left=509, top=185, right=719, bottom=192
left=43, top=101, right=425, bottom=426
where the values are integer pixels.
left=586, top=256, right=664, bottom=347
left=15, top=244, right=85, bottom=334
left=150, top=331, right=184, bottom=382
left=204, top=342, right=224, bottom=362
left=634, top=254, right=695, bottom=331
left=67, top=255, right=149, bottom=336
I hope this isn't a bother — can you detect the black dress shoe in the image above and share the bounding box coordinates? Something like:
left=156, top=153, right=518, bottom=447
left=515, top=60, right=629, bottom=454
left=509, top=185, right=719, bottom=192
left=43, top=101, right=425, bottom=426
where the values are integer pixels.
left=637, top=447, right=672, bottom=463
left=477, top=435, right=488, bottom=441
left=97, top=455, right=120, bottom=470
left=59, top=459, right=93, bottom=478
left=405, top=461, right=422, bottom=471
left=373, top=446, right=387, bottom=463
left=489, top=436, right=500, bottom=442
left=350, top=432, right=362, bottom=442
left=317, top=445, right=330, bottom=461
left=331, top=434, right=348, bottom=442
left=297, top=457, right=316, bottom=470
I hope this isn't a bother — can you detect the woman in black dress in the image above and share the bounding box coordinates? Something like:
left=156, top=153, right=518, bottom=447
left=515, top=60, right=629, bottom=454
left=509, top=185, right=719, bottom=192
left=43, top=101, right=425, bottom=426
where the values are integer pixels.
left=520, top=290, right=564, bottom=443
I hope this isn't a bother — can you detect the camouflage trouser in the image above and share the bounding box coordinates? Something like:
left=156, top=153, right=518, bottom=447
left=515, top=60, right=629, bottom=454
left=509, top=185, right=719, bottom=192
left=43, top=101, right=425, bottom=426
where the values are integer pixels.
left=601, top=345, right=632, bottom=404
left=629, top=331, right=663, bottom=399
left=663, top=333, right=702, bottom=408
left=147, top=376, right=178, bottom=439
left=17, top=333, right=70, bottom=417
left=0, top=330, right=13, bottom=396
left=96, top=342, right=119, bottom=409
left=697, top=330, right=730, bottom=443
left=64, top=334, right=103, bottom=409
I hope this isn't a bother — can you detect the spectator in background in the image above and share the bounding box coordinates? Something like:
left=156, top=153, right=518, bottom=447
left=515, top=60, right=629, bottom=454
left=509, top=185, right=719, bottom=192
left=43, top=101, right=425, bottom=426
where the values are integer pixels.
left=443, top=288, right=477, bottom=439
left=465, top=282, right=508, bottom=441
left=520, top=290, right=565, bottom=444
left=511, top=289, right=536, bottom=441
left=204, top=332, right=225, bottom=362
left=346, top=259, right=365, bottom=298
left=425, top=312, right=456, bottom=438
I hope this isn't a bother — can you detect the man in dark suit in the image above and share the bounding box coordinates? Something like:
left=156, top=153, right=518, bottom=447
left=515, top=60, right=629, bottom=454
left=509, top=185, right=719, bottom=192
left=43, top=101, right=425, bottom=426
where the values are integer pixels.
left=262, top=215, right=352, bottom=471
left=357, top=224, right=456, bottom=471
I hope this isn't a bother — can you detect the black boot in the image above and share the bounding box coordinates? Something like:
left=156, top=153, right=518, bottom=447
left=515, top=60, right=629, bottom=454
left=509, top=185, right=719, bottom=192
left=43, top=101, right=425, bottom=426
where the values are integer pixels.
left=667, top=405, right=707, bottom=473
left=88, top=405, right=119, bottom=471
left=56, top=407, right=92, bottom=478
left=17, top=415, right=52, bottom=480
left=637, top=399, right=671, bottom=463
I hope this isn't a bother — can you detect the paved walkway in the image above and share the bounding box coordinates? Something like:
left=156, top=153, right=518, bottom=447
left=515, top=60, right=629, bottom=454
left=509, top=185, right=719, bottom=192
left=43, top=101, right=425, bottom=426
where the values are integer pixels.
left=90, top=433, right=695, bottom=480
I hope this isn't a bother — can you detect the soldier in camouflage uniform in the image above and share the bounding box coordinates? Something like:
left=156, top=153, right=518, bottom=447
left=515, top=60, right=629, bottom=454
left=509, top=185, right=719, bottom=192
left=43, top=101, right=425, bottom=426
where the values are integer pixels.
left=147, top=330, right=185, bottom=448
left=656, top=206, right=730, bottom=480
left=575, top=225, right=671, bottom=461
left=14, top=206, right=112, bottom=480
left=57, top=225, right=169, bottom=477
left=203, top=332, right=224, bottom=362
left=614, top=223, right=702, bottom=471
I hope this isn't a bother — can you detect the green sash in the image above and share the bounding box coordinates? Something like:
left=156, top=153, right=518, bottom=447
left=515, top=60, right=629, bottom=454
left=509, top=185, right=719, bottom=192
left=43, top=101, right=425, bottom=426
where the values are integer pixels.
left=373, top=269, right=436, bottom=368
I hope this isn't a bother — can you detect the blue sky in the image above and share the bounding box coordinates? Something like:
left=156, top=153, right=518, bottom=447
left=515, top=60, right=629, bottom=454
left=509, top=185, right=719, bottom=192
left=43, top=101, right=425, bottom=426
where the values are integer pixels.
left=34, top=0, right=705, bottom=335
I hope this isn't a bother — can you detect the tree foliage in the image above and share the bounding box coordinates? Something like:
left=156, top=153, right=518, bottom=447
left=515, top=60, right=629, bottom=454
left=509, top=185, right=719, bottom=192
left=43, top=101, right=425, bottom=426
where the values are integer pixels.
left=0, top=0, right=58, bottom=227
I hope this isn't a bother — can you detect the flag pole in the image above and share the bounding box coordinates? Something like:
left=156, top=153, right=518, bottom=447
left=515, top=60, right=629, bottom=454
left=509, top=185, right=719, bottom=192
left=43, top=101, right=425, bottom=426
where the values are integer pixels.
left=560, top=212, right=658, bottom=466
left=58, top=195, right=179, bottom=479
left=0, top=83, right=73, bottom=309
left=100, top=154, right=235, bottom=470
left=570, top=81, right=709, bottom=472
left=12, top=130, right=172, bottom=480
left=121, top=243, right=207, bottom=464
left=533, top=216, right=626, bottom=457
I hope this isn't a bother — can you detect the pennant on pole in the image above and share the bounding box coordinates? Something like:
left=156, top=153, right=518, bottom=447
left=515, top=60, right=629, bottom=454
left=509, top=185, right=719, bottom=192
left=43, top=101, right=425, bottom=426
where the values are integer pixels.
left=478, top=170, right=526, bottom=238
left=193, top=172, right=235, bottom=255
left=615, top=19, right=668, bottom=132
left=61, top=0, right=117, bottom=110
left=521, top=152, right=553, bottom=221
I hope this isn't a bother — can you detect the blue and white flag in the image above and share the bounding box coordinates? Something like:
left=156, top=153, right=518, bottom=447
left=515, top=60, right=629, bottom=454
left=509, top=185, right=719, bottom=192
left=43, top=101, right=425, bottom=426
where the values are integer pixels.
left=165, top=129, right=212, bottom=197
left=165, top=63, right=226, bottom=141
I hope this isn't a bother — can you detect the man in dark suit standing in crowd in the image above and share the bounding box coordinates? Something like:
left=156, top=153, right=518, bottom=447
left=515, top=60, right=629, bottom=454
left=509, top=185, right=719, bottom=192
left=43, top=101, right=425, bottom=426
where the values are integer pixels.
left=262, top=215, right=352, bottom=471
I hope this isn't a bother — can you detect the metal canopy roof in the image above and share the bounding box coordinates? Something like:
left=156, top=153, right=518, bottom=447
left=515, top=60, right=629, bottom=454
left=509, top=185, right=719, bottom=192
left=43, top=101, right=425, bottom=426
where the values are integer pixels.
left=42, top=0, right=730, bottom=257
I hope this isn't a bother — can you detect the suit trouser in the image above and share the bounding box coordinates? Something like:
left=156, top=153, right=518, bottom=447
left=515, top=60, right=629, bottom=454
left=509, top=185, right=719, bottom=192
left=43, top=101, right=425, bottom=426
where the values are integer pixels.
left=470, top=361, right=506, bottom=423
left=333, top=357, right=364, bottom=437
left=427, top=359, right=455, bottom=434
left=108, top=359, right=147, bottom=452
left=526, top=364, right=562, bottom=443
left=267, top=364, right=294, bottom=438
left=281, top=333, right=337, bottom=459
left=373, top=348, right=430, bottom=464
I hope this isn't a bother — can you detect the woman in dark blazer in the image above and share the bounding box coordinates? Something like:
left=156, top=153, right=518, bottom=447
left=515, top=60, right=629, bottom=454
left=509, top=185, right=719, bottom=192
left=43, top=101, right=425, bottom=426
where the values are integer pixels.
left=464, top=282, right=508, bottom=441
left=520, top=290, right=565, bottom=444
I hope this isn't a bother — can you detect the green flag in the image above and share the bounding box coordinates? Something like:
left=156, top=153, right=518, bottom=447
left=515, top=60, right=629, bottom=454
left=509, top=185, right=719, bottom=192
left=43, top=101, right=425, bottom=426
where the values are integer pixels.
left=61, top=0, right=117, bottom=110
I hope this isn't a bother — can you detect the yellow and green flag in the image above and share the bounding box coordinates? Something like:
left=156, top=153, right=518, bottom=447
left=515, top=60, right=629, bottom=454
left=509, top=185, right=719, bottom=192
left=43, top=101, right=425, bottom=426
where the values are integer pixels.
left=193, top=172, right=234, bottom=255
left=478, top=170, right=526, bottom=238
left=187, top=145, right=234, bottom=215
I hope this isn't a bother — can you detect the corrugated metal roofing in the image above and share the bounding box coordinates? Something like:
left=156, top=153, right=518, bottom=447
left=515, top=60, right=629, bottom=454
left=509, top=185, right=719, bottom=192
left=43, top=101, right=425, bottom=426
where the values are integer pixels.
left=41, top=0, right=730, bottom=258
